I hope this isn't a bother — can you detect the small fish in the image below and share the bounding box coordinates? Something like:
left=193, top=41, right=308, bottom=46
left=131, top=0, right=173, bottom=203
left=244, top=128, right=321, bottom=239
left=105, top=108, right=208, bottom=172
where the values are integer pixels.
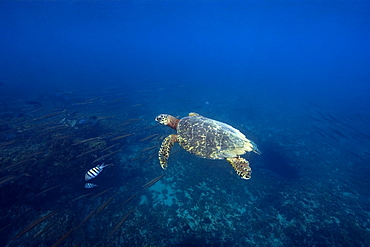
left=85, top=183, right=97, bottom=189
left=85, top=163, right=108, bottom=181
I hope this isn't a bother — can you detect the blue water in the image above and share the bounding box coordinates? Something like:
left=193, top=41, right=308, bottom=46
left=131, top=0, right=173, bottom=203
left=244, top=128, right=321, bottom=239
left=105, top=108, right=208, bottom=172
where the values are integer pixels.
left=1, top=1, right=369, bottom=246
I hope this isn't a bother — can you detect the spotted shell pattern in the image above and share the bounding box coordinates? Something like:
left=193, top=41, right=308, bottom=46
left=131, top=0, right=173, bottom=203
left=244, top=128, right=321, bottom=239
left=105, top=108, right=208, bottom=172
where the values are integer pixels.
left=176, top=116, right=254, bottom=159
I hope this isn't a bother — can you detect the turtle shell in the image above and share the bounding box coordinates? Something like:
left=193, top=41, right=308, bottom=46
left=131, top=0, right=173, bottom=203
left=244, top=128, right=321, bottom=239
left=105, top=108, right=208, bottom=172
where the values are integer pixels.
left=177, top=115, right=254, bottom=159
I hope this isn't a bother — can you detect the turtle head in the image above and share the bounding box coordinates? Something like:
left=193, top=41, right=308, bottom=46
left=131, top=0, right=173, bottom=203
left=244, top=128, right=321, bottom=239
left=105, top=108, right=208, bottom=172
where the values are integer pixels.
left=155, top=114, right=180, bottom=130
left=155, top=114, right=171, bottom=125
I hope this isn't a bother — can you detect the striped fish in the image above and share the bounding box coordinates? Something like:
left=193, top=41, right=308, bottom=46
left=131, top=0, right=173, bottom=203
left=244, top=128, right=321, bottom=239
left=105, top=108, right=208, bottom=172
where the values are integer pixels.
left=85, top=163, right=108, bottom=181
left=85, top=183, right=97, bottom=189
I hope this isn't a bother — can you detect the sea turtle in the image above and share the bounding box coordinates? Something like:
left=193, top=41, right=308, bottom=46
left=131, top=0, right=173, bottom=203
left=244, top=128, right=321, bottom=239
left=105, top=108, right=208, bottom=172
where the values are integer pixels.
left=155, top=112, right=261, bottom=179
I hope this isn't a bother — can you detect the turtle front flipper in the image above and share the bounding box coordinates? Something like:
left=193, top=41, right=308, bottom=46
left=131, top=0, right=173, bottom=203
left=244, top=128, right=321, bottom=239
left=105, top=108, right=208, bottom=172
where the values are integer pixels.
left=188, top=112, right=200, bottom=116
left=226, top=157, right=252, bottom=179
left=159, top=134, right=178, bottom=170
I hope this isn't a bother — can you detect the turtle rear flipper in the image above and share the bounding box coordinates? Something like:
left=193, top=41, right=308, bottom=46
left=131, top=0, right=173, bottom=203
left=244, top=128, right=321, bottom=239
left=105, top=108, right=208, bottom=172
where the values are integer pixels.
left=226, top=157, right=252, bottom=179
left=250, top=141, right=262, bottom=155
left=159, top=134, right=178, bottom=169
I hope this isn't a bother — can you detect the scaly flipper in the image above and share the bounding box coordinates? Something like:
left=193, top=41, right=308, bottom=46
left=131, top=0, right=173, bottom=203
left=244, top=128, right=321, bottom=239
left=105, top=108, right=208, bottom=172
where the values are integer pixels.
left=250, top=141, right=262, bottom=155
left=226, top=157, right=252, bottom=179
left=159, top=134, right=178, bottom=169
left=188, top=112, right=200, bottom=116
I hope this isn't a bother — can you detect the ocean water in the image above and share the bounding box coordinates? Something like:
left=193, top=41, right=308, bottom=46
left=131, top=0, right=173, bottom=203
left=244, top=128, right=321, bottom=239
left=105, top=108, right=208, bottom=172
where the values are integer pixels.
left=0, top=1, right=369, bottom=246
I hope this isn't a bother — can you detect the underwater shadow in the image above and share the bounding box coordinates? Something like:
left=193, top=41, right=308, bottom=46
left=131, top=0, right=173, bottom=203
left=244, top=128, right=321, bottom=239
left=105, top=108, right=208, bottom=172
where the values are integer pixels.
left=260, top=143, right=300, bottom=179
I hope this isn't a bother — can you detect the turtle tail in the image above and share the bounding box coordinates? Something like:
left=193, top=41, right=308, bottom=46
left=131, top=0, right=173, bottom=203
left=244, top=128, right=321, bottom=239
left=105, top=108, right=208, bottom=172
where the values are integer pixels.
left=159, top=134, right=177, bottom=170
left=226, top=157, right=252, bottom=179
